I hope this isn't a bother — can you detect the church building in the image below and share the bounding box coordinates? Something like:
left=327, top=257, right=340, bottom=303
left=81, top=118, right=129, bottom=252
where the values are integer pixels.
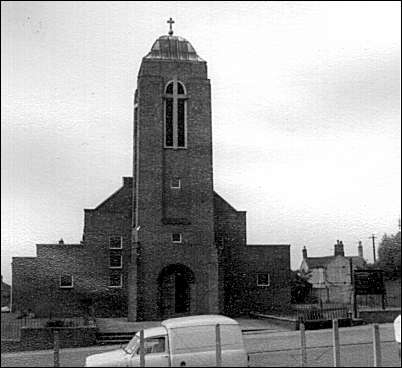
left=12, top=21, right=291, bottom=321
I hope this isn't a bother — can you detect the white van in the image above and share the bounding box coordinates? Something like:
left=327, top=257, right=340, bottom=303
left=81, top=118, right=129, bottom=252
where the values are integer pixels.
left=85, top=315, right=248, bottom=367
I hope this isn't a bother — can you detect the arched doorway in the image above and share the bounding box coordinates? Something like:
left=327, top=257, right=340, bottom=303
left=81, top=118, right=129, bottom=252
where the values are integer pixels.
left=158, top=264, right=195, bottom=318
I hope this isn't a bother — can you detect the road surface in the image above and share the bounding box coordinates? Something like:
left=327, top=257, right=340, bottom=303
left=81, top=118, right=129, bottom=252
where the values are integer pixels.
left=1, top=323, right=400, bottom=367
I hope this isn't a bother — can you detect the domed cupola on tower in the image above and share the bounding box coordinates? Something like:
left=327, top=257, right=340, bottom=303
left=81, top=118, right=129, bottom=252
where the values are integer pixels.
left=145, top=35, right=204, bottom=61
left=144, top=17, right=204, bottom=61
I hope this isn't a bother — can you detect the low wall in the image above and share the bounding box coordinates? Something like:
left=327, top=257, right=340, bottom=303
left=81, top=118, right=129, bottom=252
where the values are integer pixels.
left=19, top=326, right=97, bottom=351
left=358, top=309, right=401, bottom=324
left=249, top=312, right=299, bottom=330
left=1, top=341, right=21, bottom=353
left=302, top=318, right=353, bottom=330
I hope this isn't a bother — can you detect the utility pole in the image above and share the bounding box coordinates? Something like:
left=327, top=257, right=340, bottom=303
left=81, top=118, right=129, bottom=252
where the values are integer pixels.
left=369, top=234, right=377, bottom=263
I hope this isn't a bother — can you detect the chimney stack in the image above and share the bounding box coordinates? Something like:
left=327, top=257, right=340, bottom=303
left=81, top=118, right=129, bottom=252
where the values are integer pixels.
left=302, top=246, right=307, bottom=259
left=358, top=241, right=363, bottom=258
left=334, top=240, right=345, bottom=257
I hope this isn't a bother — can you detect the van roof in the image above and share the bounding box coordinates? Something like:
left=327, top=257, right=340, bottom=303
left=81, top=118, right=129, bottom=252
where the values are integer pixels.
left=161, top=314, right=239, bottom=329
left=135, top=326, right=167, bottom=338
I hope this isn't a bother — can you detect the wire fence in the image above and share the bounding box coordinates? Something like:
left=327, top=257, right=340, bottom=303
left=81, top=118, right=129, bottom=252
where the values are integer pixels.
left=247, top=322, right=398, bottom=367
left=247, top=339, right=398, bottom=367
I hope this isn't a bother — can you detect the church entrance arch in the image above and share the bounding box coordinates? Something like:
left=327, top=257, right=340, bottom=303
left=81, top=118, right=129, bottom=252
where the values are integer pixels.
left=157, top=264, right=195, bottom=319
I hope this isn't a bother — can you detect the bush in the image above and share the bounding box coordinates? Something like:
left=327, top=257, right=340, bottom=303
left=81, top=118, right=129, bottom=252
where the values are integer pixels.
left=290, top=271, right=313, bottom=304
left=377, top=232, right=401, bottom=280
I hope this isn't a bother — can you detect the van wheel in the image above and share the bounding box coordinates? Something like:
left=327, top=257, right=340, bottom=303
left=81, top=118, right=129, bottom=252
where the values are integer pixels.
left=180, top=362, right=186, bottom=366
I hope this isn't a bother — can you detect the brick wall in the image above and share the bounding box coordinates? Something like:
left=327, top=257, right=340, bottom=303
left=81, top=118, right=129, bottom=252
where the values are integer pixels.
left=235, top=244, right=291, bottom=314
left=133, top=58, right=219, bottom=320
left=359, top=309, right=401, bottom=323
left=214, top=192, right=291, bottom=316
left=19, top=327, right=97, bottom=351
left=12, top=178, right=133, bottom=318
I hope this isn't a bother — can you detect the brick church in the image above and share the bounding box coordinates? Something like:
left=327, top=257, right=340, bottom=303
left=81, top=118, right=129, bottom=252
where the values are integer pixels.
left=12, top=22, right=291, bottom=321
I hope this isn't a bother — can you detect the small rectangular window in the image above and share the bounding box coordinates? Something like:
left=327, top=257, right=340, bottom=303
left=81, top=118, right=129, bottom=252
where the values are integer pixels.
left=110, top=253, right=123, bottom=269
left=109, top=236, right=123, bottom=249
left=172, top=233, right=182, bottom=243
left=109, top=272, right=122, bottom=288
left=60, top=274, right=73, bottom=288
left=257, top=273, right=270, bottom=287
left=170, top=178, right=181, bottom=189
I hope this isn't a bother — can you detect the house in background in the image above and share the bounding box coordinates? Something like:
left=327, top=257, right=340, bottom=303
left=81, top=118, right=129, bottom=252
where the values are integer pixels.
left=300, top=241, right=367, bottom=304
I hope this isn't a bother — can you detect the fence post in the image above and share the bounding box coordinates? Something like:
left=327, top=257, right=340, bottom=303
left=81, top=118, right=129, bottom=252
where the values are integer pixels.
left=140, top=329, right=145, bottom=367
left=53, top=329, right=60, bottom=368
left=216, top=324, right=222, bottom=367
left=300, top=322, right=307, bottom=367
left=332, top=319, right=341, bottom=367
left=373, top=324, right=382, bottom=367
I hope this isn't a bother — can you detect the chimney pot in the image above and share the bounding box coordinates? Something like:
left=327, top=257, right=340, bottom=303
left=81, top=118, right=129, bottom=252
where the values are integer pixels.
left=358, top=241, right=363, bottom=258
left=334, top=240, right=345, bottom=257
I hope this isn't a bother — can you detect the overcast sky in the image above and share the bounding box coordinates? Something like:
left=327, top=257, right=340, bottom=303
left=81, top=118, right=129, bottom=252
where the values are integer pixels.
left=1, top=1, right=401, bottom=284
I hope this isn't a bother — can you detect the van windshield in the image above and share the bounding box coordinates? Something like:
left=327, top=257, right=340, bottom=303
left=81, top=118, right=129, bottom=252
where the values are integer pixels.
left=125, top=335, right=140, bottom=354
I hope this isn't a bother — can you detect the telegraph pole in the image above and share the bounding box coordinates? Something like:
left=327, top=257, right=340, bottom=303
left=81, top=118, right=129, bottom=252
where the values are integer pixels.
left=369, top=234, right=377, bottom=263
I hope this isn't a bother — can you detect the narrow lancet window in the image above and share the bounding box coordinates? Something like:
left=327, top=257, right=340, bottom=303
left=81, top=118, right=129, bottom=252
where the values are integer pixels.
left=164, top=81, right=187, bottom=148
left=177, top=99, right=185, bottom=147
left=165, top=98, right=174, bottom=147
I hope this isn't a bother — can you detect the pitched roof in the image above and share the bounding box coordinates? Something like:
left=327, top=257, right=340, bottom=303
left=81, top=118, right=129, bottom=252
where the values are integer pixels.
left=305, top=255, right=366, bottom=269
left=346, top=256, right=367, bottom=269
left=305, top=256, right=334, bottom=268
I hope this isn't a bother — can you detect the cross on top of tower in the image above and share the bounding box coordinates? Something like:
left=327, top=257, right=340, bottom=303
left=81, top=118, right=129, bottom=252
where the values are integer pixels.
left=167, top=17, right=175, bottom=36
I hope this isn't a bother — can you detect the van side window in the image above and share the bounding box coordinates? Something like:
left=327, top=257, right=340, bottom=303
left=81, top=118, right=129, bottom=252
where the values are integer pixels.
left=144, top=337, right=166, bottom=354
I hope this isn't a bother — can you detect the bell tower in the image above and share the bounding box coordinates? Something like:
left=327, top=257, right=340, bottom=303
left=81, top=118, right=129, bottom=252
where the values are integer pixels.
left=128, top=20, right=219, bottom=321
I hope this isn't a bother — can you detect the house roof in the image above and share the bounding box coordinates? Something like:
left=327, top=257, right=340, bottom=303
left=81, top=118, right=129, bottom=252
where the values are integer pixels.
left=304, top=255, right=366, bottom=269
left=347, top=256, right=367, bottom=269
left=304, top=256, right=334, bottom=269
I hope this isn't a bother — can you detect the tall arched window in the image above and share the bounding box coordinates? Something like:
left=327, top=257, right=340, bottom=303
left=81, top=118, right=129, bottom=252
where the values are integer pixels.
left=164, top=81, right=187, bottom=148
